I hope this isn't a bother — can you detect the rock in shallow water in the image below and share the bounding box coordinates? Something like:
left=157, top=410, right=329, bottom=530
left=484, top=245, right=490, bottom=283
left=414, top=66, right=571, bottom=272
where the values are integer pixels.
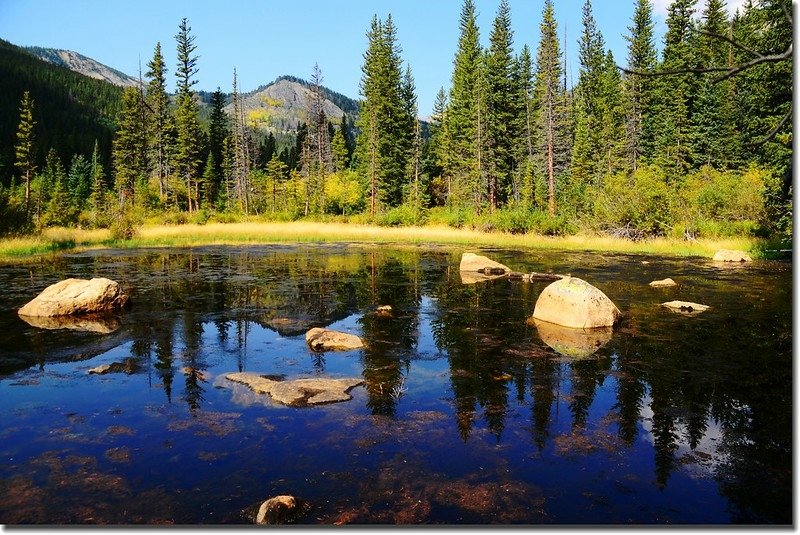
left=256, top=495, right=303, bottom=524
left=531, top=277, right=621, bottom=329
left=224, top=372, right=364, bottom=406
left=305, top=327, right=365, bottom=351
left=662, top=300, right=710, bottom=315
left=18, top=278, right=129, bottom=317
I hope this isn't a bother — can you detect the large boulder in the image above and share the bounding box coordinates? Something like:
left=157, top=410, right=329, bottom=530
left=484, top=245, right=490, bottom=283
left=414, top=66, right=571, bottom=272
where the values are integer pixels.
left=459, top=252, right=511, bottom=274
left=531, top=277, right=621, bottom=329
left=18, top=278, right=129, bottom=317
left=225, top=372, right=364, bottom=406
left=713, top=249, right=752, bottom=262
left=305, top=328, right=365, bottom=351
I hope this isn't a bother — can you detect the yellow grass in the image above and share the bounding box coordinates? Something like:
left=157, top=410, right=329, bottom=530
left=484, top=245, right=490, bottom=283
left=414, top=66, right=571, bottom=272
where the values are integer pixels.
left=0, top=222, right=759, bottom=263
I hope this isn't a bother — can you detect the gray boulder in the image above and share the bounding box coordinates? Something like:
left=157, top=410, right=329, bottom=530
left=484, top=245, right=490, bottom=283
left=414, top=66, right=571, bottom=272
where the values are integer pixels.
left=531, top=277, right=621, bottom=329
left=305, top=327, right=365, bottom=351
left=18, top=278, right=129, bottom=317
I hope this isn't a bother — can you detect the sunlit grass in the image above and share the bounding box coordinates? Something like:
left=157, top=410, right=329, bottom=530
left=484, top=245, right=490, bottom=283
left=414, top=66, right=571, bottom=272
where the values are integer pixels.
left=0, top=221, right=764, bottom=263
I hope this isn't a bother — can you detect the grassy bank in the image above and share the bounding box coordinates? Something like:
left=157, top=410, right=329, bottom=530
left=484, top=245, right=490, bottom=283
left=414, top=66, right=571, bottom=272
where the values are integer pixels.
left=0, top=222, right=766, bottom=264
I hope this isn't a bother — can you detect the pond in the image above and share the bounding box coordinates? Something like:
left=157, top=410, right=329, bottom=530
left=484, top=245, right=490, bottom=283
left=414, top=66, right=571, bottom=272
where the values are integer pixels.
left=0, top=244, right=791, bottom=525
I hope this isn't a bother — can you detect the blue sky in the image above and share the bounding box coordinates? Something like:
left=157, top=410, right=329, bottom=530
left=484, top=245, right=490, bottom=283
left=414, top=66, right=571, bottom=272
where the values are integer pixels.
left=0, top=0, right=744, bottom=116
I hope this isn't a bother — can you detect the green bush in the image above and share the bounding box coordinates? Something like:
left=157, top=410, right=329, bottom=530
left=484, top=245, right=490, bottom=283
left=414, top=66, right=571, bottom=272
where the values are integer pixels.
left=488, top=206, right=534, bottom=234
left=427, top=206, right=474, bottom=229
left=592, top=164, right=672, bottom=236
left=377, top=203, right=427, bottom=227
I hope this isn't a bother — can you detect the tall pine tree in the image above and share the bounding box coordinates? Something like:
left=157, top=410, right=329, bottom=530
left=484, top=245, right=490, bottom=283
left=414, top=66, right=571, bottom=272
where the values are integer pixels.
left=174, top=18, right=203, bottom=213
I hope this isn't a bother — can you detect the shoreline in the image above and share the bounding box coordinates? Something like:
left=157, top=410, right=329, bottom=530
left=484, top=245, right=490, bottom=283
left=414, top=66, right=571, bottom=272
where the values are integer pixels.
left=0, top=221, right=767, bottom=263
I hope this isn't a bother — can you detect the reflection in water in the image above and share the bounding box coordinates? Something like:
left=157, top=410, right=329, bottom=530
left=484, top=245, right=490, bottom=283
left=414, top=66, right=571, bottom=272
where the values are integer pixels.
left=530, top=318, right=613, bottom=358
left=18, top=313, right=121, bottom=333
left=0, top=246, right=791, bottom=524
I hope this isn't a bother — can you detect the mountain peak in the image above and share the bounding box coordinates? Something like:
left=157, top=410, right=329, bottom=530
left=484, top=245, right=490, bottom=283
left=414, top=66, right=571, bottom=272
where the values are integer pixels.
left=25, top=46, right=139, bottom=88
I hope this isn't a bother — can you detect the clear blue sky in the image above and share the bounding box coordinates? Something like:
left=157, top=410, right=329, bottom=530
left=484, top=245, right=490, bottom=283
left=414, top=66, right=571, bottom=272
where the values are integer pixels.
left=0, top=0, right=743, bottom=117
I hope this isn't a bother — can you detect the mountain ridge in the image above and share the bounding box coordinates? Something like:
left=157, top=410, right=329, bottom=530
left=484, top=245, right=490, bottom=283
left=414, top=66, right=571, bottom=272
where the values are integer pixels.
left=25, top=46, right=140, bottom=88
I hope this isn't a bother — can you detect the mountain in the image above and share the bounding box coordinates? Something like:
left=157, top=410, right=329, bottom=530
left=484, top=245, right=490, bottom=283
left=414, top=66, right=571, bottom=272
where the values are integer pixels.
left=0, top=39, right=122, bottom=184
left=228, top=76, right=359, bottom=134
left=25, top=46, right=139, bottom=88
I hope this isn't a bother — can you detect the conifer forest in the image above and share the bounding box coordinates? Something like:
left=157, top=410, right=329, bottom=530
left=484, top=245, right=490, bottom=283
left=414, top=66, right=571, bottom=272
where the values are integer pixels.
left=0, top=0, right=793, bottom=245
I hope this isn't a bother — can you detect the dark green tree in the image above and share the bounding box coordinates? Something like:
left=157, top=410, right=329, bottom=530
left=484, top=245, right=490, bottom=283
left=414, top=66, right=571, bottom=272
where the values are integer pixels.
left=445, top=0, right=482, bottom=209
left=113, top=87, right=147, bottom=210
left=174, top=18, right=203, bottom=213
left=622, top=0, right=658, bottom=169
left=146, top=42, right=170, bottom=202
left=207, top=87, right=228, bottom=204
left=14, top=90, right=35, bottom=213
left=485, top=0, right=516, bottom=209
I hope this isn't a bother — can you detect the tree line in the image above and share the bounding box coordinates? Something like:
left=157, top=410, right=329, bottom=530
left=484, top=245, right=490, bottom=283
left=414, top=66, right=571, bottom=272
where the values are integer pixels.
left=4, top=0, right=792, bottom=242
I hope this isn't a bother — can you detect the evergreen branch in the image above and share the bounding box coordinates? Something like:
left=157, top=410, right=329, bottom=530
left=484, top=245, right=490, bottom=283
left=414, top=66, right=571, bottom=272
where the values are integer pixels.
left=619, top=44, right=792, bottom=83
left=745, top=108, right=792, bottom=147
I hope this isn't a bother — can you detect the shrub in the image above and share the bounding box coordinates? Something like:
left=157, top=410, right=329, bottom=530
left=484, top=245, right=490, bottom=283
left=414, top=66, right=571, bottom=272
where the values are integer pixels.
left=378, top=203, right=427, bottom=227
left=592, top=164, right=672, bottom=236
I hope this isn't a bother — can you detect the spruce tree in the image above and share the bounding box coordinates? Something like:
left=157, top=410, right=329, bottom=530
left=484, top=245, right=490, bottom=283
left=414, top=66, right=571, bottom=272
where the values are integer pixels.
left=114, top=87, right=147, bottom=210
left=207, top=88, right=228, bottom=204
left=355, top=14, right=411, bottom=214
left=89, top=140, right=106, bottom=225
left=512, top=45, right=535, bottom=204
left=533, top=0, right=568, bottom=215
left=652, top=0, right=699, bottom=178
left=174, top=18, right=203, bottom=213
left=14, top=91, right=36, bottom=214
left=445, top=0, right=482, bottom=208
left=146, top=42, right=170, bottom=202
left=622, top=0, right=658, bottom=169
left=485, top=0, right=516, bottom=209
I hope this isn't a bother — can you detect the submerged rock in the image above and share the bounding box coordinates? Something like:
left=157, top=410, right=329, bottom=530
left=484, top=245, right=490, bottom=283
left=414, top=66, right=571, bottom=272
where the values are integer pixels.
left=712, top=249, right=752, bottom=262
left=263, top=317, right=315, bottom=337
left=18, top=313, right=121, bottom=333
left=376, top=305, right=393, bottom=316
left=305, top=327, right=365, bottom=351
left=88, top=358, right=141, bottom=375
left=531, top=277, right=621, bottom=329
left=531, top=317, right=613, bottom=358
left=662, top=300, right=710, bottom=315
left=225, top=372, right=364, bottom=406
left=18, top=278, right=129, bottom=317
left=649, top=278, right=677, bottom=288
left=256, top=495, right=303, bottom=525
left=459, top=252, right=511, bottom=273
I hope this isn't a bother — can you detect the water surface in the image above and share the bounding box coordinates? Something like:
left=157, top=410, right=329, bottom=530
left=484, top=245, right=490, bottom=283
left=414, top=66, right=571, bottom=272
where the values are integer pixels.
left=0, top=244, right=791, bottom=524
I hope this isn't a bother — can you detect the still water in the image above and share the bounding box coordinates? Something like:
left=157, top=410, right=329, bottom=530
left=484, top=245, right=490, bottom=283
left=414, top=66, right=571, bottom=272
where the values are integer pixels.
left=0, top=244, right=791, bottom=524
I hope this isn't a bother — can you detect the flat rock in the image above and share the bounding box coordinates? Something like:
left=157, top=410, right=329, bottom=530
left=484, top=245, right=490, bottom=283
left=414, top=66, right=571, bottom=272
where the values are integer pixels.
left=263, top=317, right=315, bottom=336
left=459, top=252, right=511, bottom=273
left=18, top=278, right=129, bottom=317
left=662, top=300, right=710, bottom=315
left=19, top=313, right=121, bottom=333
left=256, top=495, right=303, bottom=525
left=531, top=317, right=613, bottom=358
left=225, top=372, right=364, bottom=407
left=713, top=249, right=752, bottom=262
left=305, top=327, right=364, bottom=351
left=531, top=277, right=621, bottom=329
left=649, top=278, right=677, bottom=288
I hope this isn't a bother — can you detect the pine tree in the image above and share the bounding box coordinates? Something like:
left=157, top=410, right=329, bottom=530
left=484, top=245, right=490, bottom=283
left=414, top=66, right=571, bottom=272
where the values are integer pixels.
left=534, top=0, right=568, bottom=215
left=652, top=0, right=699, bottom=178
left=622, top=0, right=658, bottom=170
left=67, top=153, right=91, bottom=209
left=174, top=18, right=203, bottom=213
left=300, top=63, right=334, bottom=215
left=445, top=0, right=482, bottom=209
left=485, top=0, right=516, bottom=209
left=331, top=124, right=349, bottom=172
left=596, top=51, right=626, bottom=178
left=512, top=45, right=535, bottom=204
left=230, top=68, right=251, bottom=214
left=355, top=14, right=412, bottom=214
left=207, top=88, right=228, bottom=204
left=146, top=42, right=170, bottom=202
left=89, top=139, right=106, bottom=225
left=14, top=90, right=35, bottom=214
left=693, top=0, right=738, bottom=168
left=114, top=87, right=147, bottom=210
